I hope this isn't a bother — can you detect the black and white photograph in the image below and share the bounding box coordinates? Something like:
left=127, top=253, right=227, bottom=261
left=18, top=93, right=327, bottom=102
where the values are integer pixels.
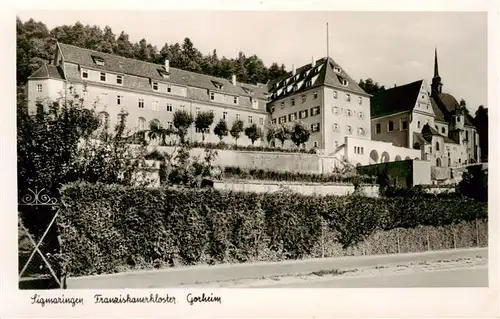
left=1, top=1, right=498, bottom=318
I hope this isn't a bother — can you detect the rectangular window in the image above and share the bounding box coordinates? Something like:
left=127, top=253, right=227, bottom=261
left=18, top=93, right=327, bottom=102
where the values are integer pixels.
left=167, top=85, right=172, bottom=93
left=100, top=72, right=106, bottom=82
left=116, top=75, right=123, bottom=85
left=236, top=114, right=240, bottom=120
left=311, top=123, right=320, bottom=132
left=311, top=106, right=320, bottom=116
left=358, top=127, right=365, bottom=136
left=346, top=125, right=352, bottom=135
left=346, top=109, right=352, bottom=117
left=313, top=91, right=318, bottom=99
left=152, top=82, right=159, bottom=91
left=313, top=141, right=318, bottom=148
left=358, top=96, right=362, bottom=105
left=333, top=91, right=338, bottom=99
left=152, top=101, right=159, bottom=111
left=288, top=113, right=297, bottom=122
left=333, top=123, right=339, bottom=132
left=402, top=120, right=408, bottom=130
left=180, top=104, right=185, bottom=110
left=290, top=98, right=295, bottom=106
left=117, top=95, right=123, bottom=105
left=279, top=116, right=286, bottom=124
left=234, top=96, right=238, bottom=104
left=195, top=107, right=200, bottom=114
left=280, top=102, right=285, bottom=109
left=332, top=107, right=339, bottom=115
left=248, top=116, right=253, bottom=124
left=272, top=118, right=277, bottom=124
left=302, top=95, right=307, bottom=103
left=358, top=111, right=364, bottom=119
left=138, top=98, right=144, bottom=108
left=259, top=118, right=264, bottom=125
left=82, top=69, right=88, bottom=79
left=299, top=110, right=308, bottom=119
left=36, top=84, right=42, bottom=92
left=376, top=123, right=381, bottom=134
left=210, top=92, right=215, bottom=100
left=223, top=111, right=227, bottom=120
left=166, top=103, right=173, bottom=112
left=346, top=93, right=351, bottom=102
left=167, top=122, right=173, bottom=129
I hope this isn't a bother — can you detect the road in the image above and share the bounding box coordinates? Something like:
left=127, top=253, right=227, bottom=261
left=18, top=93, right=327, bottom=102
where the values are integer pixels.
left=250, top=267, right=488, bottom=288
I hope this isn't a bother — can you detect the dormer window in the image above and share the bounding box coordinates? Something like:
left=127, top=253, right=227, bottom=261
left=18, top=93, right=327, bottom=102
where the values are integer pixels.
left=158, top=69, right=170, bottom=79
left=341, top=79, right=348, bottom=86
left=306, top=80, right=312, bottom=87
left=92, top=56, right=105, bottom=66
left=211, top=81, right=224, bottom=90
left=334, top=66, right=342, bottom=74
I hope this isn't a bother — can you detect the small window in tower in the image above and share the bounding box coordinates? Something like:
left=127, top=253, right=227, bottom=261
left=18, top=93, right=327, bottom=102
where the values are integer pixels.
left=388, top=121, right=394, bottom=132
left=36, top=84, right=43, bottom=92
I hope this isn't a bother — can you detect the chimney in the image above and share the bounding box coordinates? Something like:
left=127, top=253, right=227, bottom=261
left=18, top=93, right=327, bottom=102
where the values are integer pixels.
left=292, top=64, right=296, bottom=76
left=164, top=59, right=170, bottom=73
left=311, top=56, right=315, bottom=67
left=232, top=74, right=237, bottom=86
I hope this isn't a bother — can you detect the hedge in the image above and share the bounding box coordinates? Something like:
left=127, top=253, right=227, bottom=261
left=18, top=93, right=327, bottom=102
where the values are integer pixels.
left=58, top=182, right=487, bottom=276
left=222, top=166, right=375, bottom=184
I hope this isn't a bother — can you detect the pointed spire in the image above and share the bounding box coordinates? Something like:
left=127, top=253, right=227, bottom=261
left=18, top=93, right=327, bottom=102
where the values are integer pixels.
left=434, top=48, right=440, bottom=78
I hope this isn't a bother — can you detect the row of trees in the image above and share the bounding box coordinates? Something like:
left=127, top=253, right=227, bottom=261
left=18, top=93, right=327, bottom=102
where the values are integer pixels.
left=145, top=109, right=314, bottom=149
left=17, top=17, right=289, bottom=87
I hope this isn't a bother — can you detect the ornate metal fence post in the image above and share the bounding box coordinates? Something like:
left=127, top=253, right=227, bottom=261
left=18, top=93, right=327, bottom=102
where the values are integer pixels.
left=18, top=187, right=64, bottom=289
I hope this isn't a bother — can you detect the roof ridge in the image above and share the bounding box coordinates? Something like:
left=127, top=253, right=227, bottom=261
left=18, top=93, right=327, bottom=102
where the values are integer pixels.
left=57, top=42, right=261, bottom=88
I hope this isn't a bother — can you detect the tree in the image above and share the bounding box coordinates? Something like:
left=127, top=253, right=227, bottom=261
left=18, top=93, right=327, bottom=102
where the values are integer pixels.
left=474, top=105, right=488, bottom=162
left=358, top=78, right=386, bottom=95
left=195, top=111, right=215, bottom=142
left=147, top=120, right=172, bottom=146
left=290, top=121, right=311, bottom=148
left=173, top=109, right=194, bottom=145
left=266, top=123, right=278, bottom=146
left=213, top=118, right=229, bottom=142
left=275, top=123, right=292, bottom=147
left=244, top=123, right=263, bottom=145
left=230, top=119, right=244, bottom=145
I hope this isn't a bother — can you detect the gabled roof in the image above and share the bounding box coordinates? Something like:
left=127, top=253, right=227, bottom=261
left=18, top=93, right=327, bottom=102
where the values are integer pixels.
left=267, top=56, right=369, bottom=102
left=370, top=80, right=422, bottom=118
left=27, top=63, right=65, bottom=80
left=57, top=43, right=268, bottom=100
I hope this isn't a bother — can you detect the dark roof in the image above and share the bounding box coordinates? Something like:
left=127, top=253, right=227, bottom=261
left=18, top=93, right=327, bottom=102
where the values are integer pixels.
left=370, top=80, right=422, bottom=118
left=437, top=93, right=474, bottom=126
left=268, top=57, right=369, bottom=102
left=413, top=132, right=429, bottom=145
left=430, top=97, right=446, bottom=122
left=27, top=64, right=65, bottom=80
left=57, top=43, right=268, bottom=100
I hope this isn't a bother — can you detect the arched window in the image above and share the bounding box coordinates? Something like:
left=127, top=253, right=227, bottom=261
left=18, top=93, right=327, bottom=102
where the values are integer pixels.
left=435, top=141, right=440, bottom=151
left=138, top=117, right=146, bottom=131
left=436, top=158, right=441, bottom=167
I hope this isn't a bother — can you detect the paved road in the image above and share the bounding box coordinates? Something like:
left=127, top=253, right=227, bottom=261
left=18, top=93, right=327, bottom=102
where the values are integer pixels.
left=251, top=267, right=488, bottom=288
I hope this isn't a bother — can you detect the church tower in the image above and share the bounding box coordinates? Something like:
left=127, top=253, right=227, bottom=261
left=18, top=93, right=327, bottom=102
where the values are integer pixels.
left=431, top=48, right=443, bottom=97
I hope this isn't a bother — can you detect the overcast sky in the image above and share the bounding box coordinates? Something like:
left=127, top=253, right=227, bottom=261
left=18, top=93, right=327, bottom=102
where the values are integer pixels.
left=17, top=10, right=487, bottom=111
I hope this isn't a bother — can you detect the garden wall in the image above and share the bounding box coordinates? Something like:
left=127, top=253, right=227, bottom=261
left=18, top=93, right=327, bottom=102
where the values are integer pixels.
left=152, top=146, right=337, bottom=174
left=357, top=159, right=432, bottom=187
left=213, top=180, right=379, bottom=197
left=57, top=182, right=487, bottom=277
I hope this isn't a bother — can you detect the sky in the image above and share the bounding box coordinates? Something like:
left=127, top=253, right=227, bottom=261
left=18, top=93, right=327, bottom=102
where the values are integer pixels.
left=17, top=10, right=488, bottom=112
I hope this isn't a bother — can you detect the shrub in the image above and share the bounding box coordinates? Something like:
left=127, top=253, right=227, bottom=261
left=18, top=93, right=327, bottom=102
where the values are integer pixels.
left=457, top=165, right=488, bottom=202
left=222, top=166, right=375, bottom=184
left=58, top=182, right=488, bottom=276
